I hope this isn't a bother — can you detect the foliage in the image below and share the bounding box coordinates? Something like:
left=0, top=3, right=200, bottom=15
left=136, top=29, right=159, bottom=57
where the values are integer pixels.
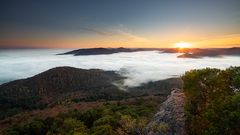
left=4, top=97, right=158, bottom=135
left=150, top=122, right=169, bottom=134
left=182, top=67, right=240, bottom=135
left=91, top=125, right=115, bottom=135
left=117, top=115, right=147, bottom=135
left=0, top=95, right=46, bottom=119
left=0, top=67, right=126, bottom=120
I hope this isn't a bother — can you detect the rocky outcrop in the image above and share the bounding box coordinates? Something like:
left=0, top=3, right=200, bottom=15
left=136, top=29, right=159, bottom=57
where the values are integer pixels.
left=146, top=89, right=186, bottom=135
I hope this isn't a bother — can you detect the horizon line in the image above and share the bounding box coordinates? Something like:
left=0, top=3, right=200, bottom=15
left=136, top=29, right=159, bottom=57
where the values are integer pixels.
left=0, top=46, right=240, bottom=50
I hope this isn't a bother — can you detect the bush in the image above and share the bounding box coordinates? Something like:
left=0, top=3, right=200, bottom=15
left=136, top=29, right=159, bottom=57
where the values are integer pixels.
left=182, top=67, right=240, bottom=135
left=91, top=125, right=115, bottom=135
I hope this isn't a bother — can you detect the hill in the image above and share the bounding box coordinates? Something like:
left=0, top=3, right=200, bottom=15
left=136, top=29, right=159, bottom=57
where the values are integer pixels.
left=59, top=47, right=240, bottom=58
left=0, top=66, right=182, bottom=120
left=58, top=47, right=158, bottom=56
left=0, top=67, right=127, bottom=119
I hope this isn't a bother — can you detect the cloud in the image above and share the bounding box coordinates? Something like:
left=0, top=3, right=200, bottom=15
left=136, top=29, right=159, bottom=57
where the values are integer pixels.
left=116, top=30, right=149, bottom=42
left=0, top=50, right=240, bottom=87
left=79, top=27, right=114, bottom=36
left=79, top=27, right=149, bottom=42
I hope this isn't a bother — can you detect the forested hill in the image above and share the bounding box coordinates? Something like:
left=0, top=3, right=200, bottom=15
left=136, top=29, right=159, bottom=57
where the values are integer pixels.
left=0, top=66, right=182, bottom=121
left=0, top=67, right=126, bottom=118
left=0, top=66, right=124, bottom=97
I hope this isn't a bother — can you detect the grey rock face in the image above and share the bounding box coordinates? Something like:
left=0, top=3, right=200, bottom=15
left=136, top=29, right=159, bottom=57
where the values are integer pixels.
left=146, top=89, right=186, bottom=135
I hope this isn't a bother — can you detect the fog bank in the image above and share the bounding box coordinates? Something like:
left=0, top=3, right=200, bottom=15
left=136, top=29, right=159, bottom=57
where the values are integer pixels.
left=0, top=49, right=239, bottom=86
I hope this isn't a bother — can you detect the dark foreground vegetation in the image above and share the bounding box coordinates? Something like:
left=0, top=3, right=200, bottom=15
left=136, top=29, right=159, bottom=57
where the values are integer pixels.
left=183, top=67, right=240, bottom=135
left=3, top=97, right=163, bottom=135
left=1, top=66, right=240, bottom=135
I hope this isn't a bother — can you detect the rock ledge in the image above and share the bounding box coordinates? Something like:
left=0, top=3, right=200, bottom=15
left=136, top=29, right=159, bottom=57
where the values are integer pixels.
left=147, top=89, right=186, bottom=135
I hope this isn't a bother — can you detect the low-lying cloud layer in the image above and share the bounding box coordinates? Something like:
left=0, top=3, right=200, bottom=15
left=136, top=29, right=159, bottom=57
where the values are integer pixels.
left=0, top=49, right=240, bottom=87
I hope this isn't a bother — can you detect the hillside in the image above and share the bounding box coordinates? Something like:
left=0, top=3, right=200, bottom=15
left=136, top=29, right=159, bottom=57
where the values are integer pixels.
left=0, top=67, right=127, bottom=119
left=0, top=66, right=182, bottom=120
left=129, top=78, right=182, bottom=96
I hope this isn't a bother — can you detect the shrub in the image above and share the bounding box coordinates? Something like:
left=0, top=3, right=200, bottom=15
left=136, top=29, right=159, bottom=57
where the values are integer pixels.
left=182, top=67, right=240, bottom=135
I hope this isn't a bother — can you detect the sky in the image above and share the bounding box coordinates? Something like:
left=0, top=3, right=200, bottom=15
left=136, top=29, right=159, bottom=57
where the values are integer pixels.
left=0, top=0, right=240, bottom=48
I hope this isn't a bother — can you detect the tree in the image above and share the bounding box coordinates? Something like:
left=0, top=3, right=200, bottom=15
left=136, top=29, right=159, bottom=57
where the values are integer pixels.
left=57, top=118, right=88, bottom=135
left=91, top=125, right=115, bottom=135
left=22, top=119, right=47, bottom=135
left=117, top=115, right=147, bottom=135
left=182, top=67, right=240, bottom=135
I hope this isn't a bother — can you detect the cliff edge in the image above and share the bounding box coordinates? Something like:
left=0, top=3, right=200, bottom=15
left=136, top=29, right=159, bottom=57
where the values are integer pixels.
left=146, top=89, right=186, bottom=135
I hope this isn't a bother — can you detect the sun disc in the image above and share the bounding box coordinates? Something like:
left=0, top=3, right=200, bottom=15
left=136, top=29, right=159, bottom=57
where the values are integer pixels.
left=174, top=42, right=191, bottom=49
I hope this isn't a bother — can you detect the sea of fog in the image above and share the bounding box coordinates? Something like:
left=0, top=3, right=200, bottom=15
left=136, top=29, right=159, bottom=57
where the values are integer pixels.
left=0, top=49, right=240, bottom=87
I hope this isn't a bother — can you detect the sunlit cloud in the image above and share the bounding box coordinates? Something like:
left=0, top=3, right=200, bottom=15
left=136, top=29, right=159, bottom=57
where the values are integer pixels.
left=79, top=27, right=115, bottom=36
left=79, top=27, right=149, bottom=42
left=116, top=30, right=149, bottom=42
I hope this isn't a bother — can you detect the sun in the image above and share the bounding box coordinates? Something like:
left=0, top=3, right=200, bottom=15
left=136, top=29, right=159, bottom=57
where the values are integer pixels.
left=174, top=42, right=192, bottom=49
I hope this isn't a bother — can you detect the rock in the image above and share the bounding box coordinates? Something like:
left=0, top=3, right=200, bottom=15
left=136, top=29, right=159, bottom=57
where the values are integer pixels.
left=146, top=88, right=186, bottom=135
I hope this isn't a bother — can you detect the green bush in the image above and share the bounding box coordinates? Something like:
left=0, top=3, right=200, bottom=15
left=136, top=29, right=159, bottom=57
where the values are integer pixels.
left=182, top=67, right=240, bottom=135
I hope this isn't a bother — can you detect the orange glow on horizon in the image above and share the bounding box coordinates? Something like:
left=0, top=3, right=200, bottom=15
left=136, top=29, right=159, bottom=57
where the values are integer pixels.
left=174, top=42, right=192, bottom=49
left=0, top=33, right=240, bottom=48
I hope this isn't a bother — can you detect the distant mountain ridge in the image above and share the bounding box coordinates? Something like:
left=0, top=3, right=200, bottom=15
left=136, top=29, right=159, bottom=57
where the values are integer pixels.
left=58, top=47, right=158, bottom=55
left=59, top=47, right=240, bottom=58
left=162, top=47, right=240, bottom=58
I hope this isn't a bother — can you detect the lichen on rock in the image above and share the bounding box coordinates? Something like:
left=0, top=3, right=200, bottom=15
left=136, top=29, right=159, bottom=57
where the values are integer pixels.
left=146, top=88, right=186, bottom=135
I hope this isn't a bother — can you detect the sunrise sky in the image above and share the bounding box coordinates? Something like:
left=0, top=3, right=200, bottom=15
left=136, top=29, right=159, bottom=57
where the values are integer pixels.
left=0, top=0, right=240, bottom=48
